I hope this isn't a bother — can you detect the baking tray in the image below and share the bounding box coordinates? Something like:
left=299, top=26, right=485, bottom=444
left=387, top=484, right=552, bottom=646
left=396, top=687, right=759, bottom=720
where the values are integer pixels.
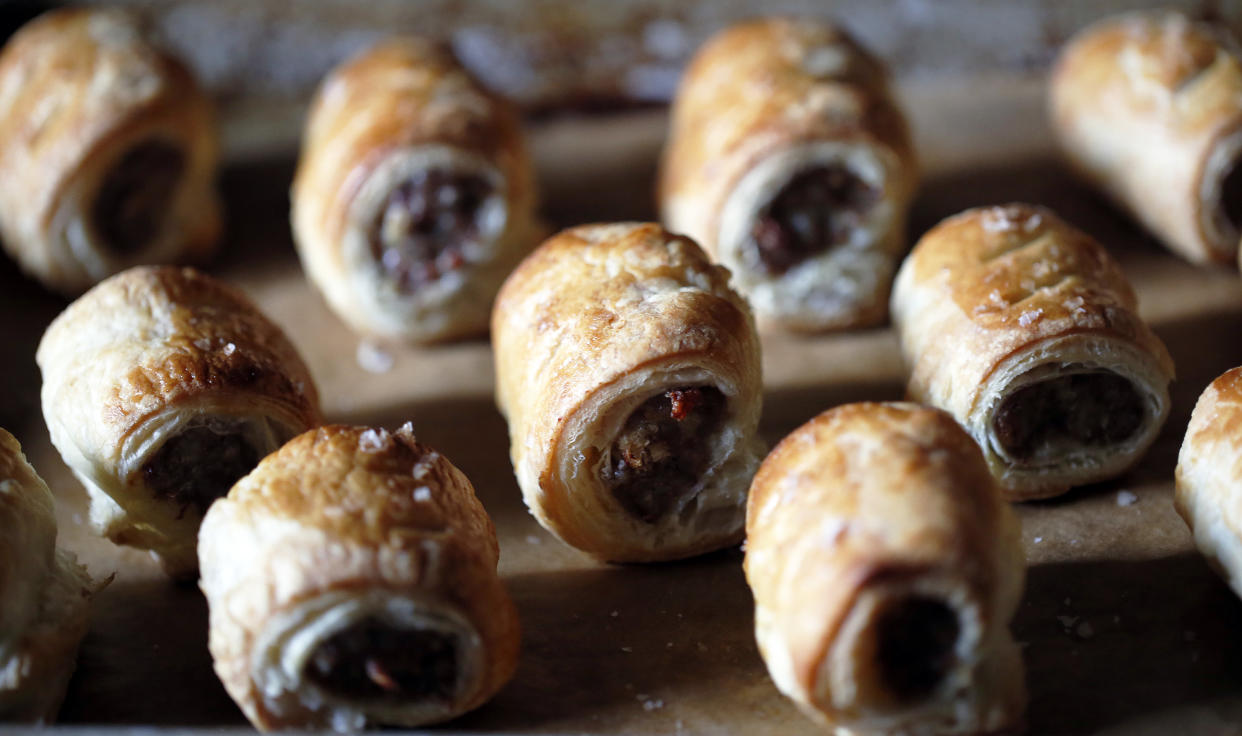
left=3, top=74, right=1242, bottom=735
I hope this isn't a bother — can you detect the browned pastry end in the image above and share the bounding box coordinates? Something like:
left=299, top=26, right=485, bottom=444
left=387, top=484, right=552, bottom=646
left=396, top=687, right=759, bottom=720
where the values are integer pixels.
left=1177, top=367, right=1242, bottom=601
left=492, top=222, right=764, bottom=562
left=1050, top=10, right=1242, bottom=264
left=292, top=36, right=538, bottom=343
left=891, top=203, right=1173, bottom=500
left=199, top=424, right=519, bottom=731
left=745, top=402, right=1026, bottom=735
left=37, top=266, right=321, bottom=578
left=0, top=428, right=99, bottom=722
left=661, top=17, right=917, bottom=331
left=0, top=7, right=220, bottom=293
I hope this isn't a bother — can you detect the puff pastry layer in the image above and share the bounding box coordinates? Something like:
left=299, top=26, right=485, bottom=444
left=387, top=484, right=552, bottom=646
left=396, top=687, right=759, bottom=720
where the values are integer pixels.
left=1176, top=366, right=1242, bottom=601
left=660, top=17, right=917, bottom=331
left=0, top=428, right=98, bottom=723
left=292, top=37, right=538, bottom=343
left=199, top=424, right=519, bottom=731
left=891, top=204, right=1173, bottom=500
left=1050, top=10, right=1242, bottom=264
left=37, top=266, right=320, bottom=578
left=0, top=8, right=220, bottom=294
left=492, top=222, right=764, bottom=562
left=745, top=402, right=1026, bottom=736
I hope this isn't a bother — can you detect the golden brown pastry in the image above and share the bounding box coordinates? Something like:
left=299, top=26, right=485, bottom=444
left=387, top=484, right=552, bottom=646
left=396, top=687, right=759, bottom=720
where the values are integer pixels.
left=891, top=204, right=1174, bottom=500
left=1050, top=11, right=1242, bottom=265
left=0, top=428, right=98, bottom=722
left=660, top=17, right=917, bottom=332
left=37, top=266, right=320, bottom=578
left=199, top=424, right=519, bottom=731
left=291, top=37, right=539, bottom=343
left=492, top=222, right=764, bottom=562
left=745, top=402, right=1026, bottom=736
left=0, top=8, right=220, bottom=294
left=1176, top=366, right=1242, bottom=599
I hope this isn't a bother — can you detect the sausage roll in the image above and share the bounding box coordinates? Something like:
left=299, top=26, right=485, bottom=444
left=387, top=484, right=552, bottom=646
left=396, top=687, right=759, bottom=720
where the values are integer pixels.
left=292, top=37, right=538, bottom=343
left=0, top=8, right=220, bottom=294
left=745, top=402, right=1026, bottom=736
left=492, top=223, right=764, bottom=562
left=891, top=204, right=1174, bottom=500
left=1050, top=11, right=1242, bottom=265
left=1176, top=367, right=1242, bottom=600
left=199, top=424, right=519, bottom=731
left=660, top=17, right=917, bottom=332
left=37, top=266, right=320, bottom=578
left=1, top=428, right=98, bottom=723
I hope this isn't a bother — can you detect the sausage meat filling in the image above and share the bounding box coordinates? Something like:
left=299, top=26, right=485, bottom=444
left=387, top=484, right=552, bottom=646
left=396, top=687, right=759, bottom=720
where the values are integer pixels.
left=601, top=386, right=727, bottom=524
left=305, top=618, right=458, bottom=702
left=93, top=140, right=186, bottom=255
left=370, top=169, right=492, bottom=292
left=1220, top=157, right=1242, bottom=237
left=749, top=164, right=879, bottom=275
left=142, top=422, right=260, bottom=518
left=992, top=372, right=1144, bottom=462
left=875, top=596, right=960, bottom=702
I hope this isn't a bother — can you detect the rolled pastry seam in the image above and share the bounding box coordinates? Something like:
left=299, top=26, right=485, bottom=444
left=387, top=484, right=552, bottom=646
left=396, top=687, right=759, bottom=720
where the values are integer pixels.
left=1050, top=11, right=1242, bottom=264
left=0, top=8, right=220, bottom=294
left=37, top=266, right=320, bottom=578
left=744, top=402, right=1026, bottom=736
left=660, top=17, right=917, bottom=331
left=891, top=204, right=1173, bottom=500
left=199, top=425, right=519, bottom=731
left=492, top=222, right=764, bottom=562
left=291, top=37, right=538, bottom=343
left=1176, top=366, right=1242, bottom=599
left=0, top=428, right=99, bottom=722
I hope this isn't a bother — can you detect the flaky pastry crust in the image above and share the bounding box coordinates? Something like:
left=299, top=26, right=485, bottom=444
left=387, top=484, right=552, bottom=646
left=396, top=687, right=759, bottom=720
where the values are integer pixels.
left=0, top=429, right=99, bottom=723
left=0, top=7, right=220, bottom=293
left=37, top=266, right=320, bottom=578
left=660, top=17, right=917, bottom=331
left=199, top=424, right=519, bottom=731
left=891, top=204, right=1173, bottom=500
left=1050, top=10, right=1242, bottom=264
left=1176, top=367, right=1242, bottom=601
left=745, top=403, right=1026, bottom=736
left=492, top=222, right=764, bottom=561
left=292, top=37, right=538, bottom=343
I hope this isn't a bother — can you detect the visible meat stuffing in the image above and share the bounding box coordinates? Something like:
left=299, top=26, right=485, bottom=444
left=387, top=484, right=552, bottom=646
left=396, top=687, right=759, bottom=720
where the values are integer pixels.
left=93, top=140, right=186, bottom=255
left=992, top=372, right=1144, bottom=461
left=305, top=617, right=458, bottom=702
left=369, top=169, right=492, bottom=292
left=875, top=596, right=959, bottom=702
left=1220, top=158, right=1242, bottom=235
left=750, top=164, right=879, bottom=275
left=142, top=424, right=259, bottom=518
left=600, top=386, right=726, bottom=524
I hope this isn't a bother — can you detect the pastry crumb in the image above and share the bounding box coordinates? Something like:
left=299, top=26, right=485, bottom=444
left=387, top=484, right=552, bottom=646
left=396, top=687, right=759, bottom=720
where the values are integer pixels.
left=1116, top=489, right=1138, bottom=506
left=356, top=339, right=394, bottom=373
